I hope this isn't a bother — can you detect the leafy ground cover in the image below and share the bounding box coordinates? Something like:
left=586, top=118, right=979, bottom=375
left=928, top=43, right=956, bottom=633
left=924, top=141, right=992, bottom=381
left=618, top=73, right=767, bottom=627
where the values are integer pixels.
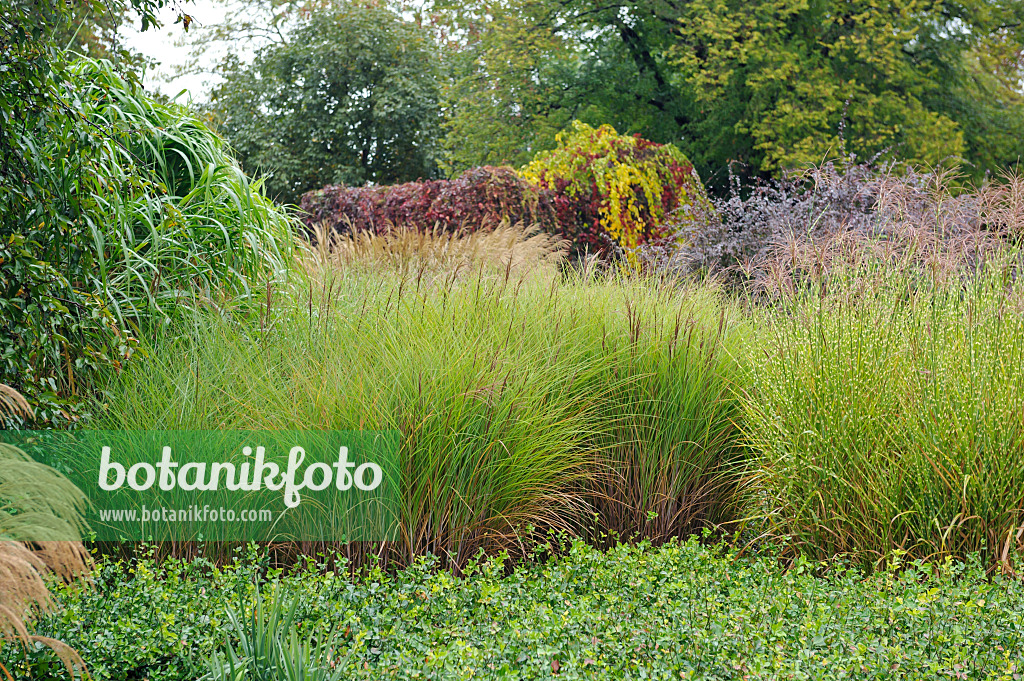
left=7, top=538, right=1024, bottom=680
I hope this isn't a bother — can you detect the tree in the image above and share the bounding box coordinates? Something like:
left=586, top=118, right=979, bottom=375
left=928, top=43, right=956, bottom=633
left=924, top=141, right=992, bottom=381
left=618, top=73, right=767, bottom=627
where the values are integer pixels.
left=52, top=0, right=134, bottom=60
left=433, top=1, right=692, bottom=175
left=435, top=1, right=577, bottom=172
left=208, top=3, right=442, bottom=205
left=1, top=0, right=183, bottom=226
left=429, top=0, right=1024, bottom=189
left=669, top=0, right=1024, bottom=180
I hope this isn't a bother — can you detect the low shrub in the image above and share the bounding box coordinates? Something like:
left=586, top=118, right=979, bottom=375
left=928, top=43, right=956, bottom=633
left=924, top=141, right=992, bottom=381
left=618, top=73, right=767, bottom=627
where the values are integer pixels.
left=4, top=548, right=253, bottom=681
left=298, top=166, right=562, bottom=238
left=11, top=539, right=1024, bottom=680
left=521, top=121, right=712, bottom=262
left=746, top=253, right=1024, bottom=568
left=651, top=157, right=881, bottom=279
left=655, top=159, right=1024, bottom=288
left=93, top=256, right=749, bottom=567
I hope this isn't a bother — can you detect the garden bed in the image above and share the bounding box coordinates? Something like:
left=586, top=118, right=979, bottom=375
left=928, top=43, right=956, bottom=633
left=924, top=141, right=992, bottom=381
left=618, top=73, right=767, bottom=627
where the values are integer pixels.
left=10, top=538, right=1024, bottom=680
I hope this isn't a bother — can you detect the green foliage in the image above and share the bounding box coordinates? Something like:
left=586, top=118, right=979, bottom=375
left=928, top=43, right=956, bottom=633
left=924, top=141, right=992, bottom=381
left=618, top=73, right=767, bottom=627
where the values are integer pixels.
left=669, top=0, right=1024, bottom=180
left=747, top=254, right=1024, bottom=568
left=1, top=0, right=176, bottom=202
left=435, top=1, right=691, bottom=175
left=0, top=234, right=131, bottom=428
left=431, top=0, right=1024, bottom=190
left=1, top=56, right=293, bottom=427
left=5, top=548, right=252, bottom=681
left=52, top=0, right=146, bottom=66
left=521, top=121, right=712, bottom=260
left=94, top=263, right=749, bottom=563
left=11, top=539, right=1024, bottom=680
left=436, top=0, right=578, bottom=172
left=1, top=0, right=145, bottom=428
left=62, top=59, right=293, bottom=321
left=209, top=2, right=441, bottom=206
left=2, top=0, right=291, bottom=427
left=208, top=586, right=348, bottom=681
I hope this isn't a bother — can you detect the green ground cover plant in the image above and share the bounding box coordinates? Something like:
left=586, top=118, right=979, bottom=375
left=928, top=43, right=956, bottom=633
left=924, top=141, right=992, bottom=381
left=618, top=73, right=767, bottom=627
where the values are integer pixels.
left=7, top=538, right=1024, bottom=680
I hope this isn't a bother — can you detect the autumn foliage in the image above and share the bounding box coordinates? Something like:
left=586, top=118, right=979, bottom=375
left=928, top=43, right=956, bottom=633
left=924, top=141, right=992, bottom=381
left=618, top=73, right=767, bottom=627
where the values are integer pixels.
left=300, top=124, right=713, bottom=261
left=299, top=166, right=562, bottom=237
left=521, top=121, right=712, bottom=259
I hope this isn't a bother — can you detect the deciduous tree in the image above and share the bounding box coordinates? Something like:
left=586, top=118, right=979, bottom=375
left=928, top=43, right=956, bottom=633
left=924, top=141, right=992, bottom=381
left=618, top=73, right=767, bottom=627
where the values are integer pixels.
left=209, top=3, right=441, bottom=205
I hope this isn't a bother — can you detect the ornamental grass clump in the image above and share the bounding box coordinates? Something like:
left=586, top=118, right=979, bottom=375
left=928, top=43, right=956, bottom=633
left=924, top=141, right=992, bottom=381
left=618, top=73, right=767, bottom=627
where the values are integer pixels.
left=2, top=57, right=294, bottom=426
left=0, top=384, right=91, bottom=680
left=72, top=58, right=294, bottom=322
left=304, top=221, right=568, bottom=281
left=96, top=228, right=749, bottom=567
left=572, top=276, right=750, bottom=543
left=747, top=250, right=1024, bottom=569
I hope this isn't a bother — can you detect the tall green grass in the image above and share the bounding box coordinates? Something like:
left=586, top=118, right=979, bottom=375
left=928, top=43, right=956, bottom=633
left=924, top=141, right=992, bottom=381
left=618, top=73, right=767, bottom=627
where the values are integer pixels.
left=69, top=58, right=292, bottom=321
left=2, top=58, right=294, bottom=426
left=61, top=58, right=293, bottom=323
left=579, top=281, right=750, bottom=543
left=96, top=261, right=749, bottom=567
left=747, top=253, right=1024, bottom=568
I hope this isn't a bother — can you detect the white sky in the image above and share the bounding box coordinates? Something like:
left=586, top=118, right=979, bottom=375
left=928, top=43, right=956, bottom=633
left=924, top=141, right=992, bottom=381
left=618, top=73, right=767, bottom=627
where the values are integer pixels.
left=121, top=1, right=428, bottom=102
left=121, top=1, right=233, bottom=103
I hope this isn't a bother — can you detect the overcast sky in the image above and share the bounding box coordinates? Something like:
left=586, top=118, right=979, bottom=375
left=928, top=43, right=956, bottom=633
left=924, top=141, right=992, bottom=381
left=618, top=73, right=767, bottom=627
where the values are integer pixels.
left=121, top=2, right=232, bottom=102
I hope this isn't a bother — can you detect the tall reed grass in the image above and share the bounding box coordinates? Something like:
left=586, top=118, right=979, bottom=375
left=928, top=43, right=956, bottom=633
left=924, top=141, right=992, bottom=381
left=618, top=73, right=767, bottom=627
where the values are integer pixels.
left=66, top=58, right=293, bottom=322
left=95, top=229, right=749, bottom=567
left=2, top=58, right=296, bottom=426
left=746, top=251, right=1024, bottom=569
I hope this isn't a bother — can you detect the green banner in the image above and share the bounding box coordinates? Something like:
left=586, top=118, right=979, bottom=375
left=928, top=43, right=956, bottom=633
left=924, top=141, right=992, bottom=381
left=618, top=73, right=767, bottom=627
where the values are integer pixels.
left=1, top=430, right=401, bottom=542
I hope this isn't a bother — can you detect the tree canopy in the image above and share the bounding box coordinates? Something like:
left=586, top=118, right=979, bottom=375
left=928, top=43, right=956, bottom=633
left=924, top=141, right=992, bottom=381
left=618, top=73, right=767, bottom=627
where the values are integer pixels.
left=1, top=0, right=183, bottom=233
left=430, top=0, right=1024, bottom=189
left=208, top=3, right=442, bottom=205
left=669, top=0, right=1024, bottom=180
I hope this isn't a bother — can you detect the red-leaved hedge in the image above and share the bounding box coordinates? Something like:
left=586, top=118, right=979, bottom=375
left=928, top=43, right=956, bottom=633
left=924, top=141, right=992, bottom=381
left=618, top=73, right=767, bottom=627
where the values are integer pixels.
left=299, top=166, right=563, bottom=237
left=300, top=132, right=712, bottom=263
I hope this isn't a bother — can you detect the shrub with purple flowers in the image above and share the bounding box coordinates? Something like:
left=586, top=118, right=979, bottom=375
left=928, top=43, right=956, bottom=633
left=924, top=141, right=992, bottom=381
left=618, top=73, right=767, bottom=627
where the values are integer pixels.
left=651, top=158, right=1024, bottom=292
